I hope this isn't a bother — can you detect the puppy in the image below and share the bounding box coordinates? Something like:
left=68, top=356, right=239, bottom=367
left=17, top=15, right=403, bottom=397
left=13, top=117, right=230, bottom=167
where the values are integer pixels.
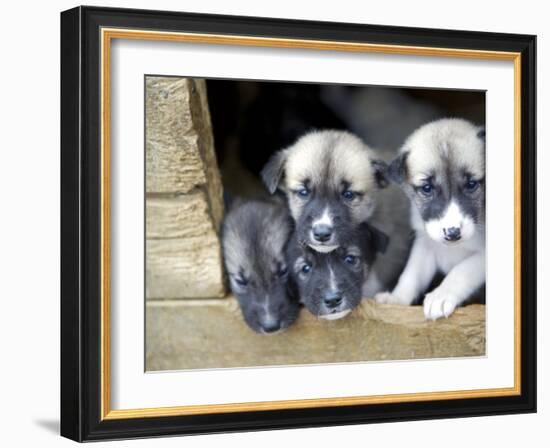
left=287, top=223, right=388, bottom=320
left=376, top=118, right=486, bottom=320
left=262, top=129, right=411, bottom=296
left=222, top=198, right=299, bottom=333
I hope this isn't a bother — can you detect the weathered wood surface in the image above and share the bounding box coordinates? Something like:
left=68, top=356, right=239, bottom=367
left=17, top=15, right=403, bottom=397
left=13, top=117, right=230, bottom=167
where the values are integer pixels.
left=145, top=77, right=224, bottom=226
left=146, top=192, right=218, bottom=240
left=146, top=237, right=225, bottom=299
left=145, top=76, right=225, bottom=299
left=146, top=298, right=485, bottom=370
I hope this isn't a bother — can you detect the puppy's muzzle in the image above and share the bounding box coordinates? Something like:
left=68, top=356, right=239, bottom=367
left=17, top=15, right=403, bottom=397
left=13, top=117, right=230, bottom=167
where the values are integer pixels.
left=443, top=226, right=461, bottom=242
left=312, top=224, right=333, bottom=243
left=260, top=321, right=281, bottom=333
left=324, top=291, right=343, bottom=309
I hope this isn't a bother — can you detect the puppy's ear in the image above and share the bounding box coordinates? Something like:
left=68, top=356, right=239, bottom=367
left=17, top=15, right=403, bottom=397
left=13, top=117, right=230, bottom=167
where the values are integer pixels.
left=362, top=222, right=389, bottom=255
left=370, top=159, right=389, bottom=188
left=261, top=150, right=287, bottom=194
left=387, top=151, right=409, bottom=184
left=477, top=126, right=486, bottom=141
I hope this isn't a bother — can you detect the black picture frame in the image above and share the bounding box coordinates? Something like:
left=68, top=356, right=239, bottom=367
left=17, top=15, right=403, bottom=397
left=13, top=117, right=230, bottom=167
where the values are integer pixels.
left=61, top=5, right=536, bottom=442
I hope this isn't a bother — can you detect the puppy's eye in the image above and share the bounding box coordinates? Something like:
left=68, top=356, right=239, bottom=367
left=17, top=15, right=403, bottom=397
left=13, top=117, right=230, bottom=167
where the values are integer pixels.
left=277, top=265, right=288, bottom=278
left=465, top=179, right=480, bottom=192
left=301, top=263, right=312, bottom=274
left=419, top=183, right=434, bottom=196
left=234, top=277, right=248, bottom=287
left=342, top=190, right=356, bottom=200
left=344, top=255, right=358, bottom=265
left=296, top=187, right=310, bottom=198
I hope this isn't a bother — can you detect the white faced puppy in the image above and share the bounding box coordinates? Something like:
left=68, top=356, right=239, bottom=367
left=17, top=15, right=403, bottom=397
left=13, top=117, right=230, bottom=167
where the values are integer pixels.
left=376, top=118, right=486, bottom=320
left=222, top=199, right=299, bottom=334
left=287, top=223, right=388, bottom=320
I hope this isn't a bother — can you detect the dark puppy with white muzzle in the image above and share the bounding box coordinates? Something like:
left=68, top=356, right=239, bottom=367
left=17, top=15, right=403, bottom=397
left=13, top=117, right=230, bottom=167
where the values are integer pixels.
left=222, top=198, right=300, bottom=334
left=287, top=223, right=388, bottom=320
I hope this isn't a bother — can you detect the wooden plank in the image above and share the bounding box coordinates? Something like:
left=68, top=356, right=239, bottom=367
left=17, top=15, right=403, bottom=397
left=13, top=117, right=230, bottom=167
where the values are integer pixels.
left=145, top=77, right=223, bottom=227
left=146, top=236, right=225, bottom=299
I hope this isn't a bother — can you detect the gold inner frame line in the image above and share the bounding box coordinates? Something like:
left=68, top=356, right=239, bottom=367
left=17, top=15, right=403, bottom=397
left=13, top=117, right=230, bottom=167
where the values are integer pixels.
left=100, top=27, right=522, bottom=421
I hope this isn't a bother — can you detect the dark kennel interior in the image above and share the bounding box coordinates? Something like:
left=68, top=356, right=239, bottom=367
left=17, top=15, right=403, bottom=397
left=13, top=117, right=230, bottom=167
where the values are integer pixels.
left=206, top=79, right=485, bottom=197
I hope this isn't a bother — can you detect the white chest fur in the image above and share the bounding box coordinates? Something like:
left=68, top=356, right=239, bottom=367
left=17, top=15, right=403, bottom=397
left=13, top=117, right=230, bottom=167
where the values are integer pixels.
left=428, top=235, right=484, bottom=274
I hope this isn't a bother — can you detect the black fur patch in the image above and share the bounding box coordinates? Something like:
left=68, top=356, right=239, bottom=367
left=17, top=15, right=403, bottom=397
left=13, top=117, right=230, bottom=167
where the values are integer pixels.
left=370, top=159, right=390, bottom=188
left=387, top=151, right=409, bottom=184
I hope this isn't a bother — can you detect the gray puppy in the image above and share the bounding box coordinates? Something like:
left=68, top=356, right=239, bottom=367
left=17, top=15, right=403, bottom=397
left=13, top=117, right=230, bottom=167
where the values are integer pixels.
left=287, top=223, right=388, bottom=320
left=222, top=198, right=299, bottom=333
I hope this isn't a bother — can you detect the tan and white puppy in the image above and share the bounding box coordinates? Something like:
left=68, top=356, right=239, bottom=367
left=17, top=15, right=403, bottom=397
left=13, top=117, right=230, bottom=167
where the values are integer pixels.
left=376, top=118, right=486, bottom=320
left=262, top=129, right=410, bottom=297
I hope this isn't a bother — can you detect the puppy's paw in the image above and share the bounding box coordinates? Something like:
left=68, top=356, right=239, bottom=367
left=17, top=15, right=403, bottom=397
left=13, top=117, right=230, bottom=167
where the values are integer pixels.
left=423, top=290, right=458, bottom=320
left=375, top=291, right=401, bottom=305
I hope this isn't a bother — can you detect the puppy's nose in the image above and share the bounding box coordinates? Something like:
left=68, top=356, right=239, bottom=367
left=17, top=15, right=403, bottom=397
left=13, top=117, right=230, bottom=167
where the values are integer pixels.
left=444, top=226, right=461, bottom=241
left=324, top=292, right=343, bottom=309
left=261, top=321, right=281, bottom=333
left=313, top=224, right=332, bottom=242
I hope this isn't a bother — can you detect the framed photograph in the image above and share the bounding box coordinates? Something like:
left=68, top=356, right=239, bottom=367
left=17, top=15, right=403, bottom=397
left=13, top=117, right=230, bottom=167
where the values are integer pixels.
left=60, top=6, right=536, bottom=442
